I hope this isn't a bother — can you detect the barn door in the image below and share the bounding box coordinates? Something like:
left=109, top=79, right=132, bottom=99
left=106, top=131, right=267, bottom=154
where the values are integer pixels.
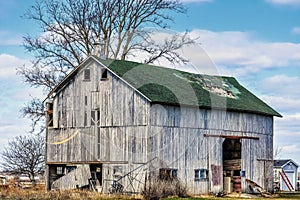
left=90, top=164, right=103, bottom=191
left=282, top=171, right=295, bottom=191
left=223, top=139, right=242, bottom=193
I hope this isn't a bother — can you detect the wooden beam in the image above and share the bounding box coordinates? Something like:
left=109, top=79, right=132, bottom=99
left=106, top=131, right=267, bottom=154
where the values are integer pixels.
left=257, top=159, right=272, bottom=161
left=203, top=134, right=259, bottom=140
left=46, top=161, right=129, bottom=165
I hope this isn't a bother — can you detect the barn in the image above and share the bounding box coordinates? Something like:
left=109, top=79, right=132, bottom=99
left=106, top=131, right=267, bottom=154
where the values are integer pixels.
left=45, top=55, right=281, bottom=194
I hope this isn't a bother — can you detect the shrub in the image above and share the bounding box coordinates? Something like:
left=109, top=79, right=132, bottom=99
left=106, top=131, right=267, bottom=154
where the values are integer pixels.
left=142, top=175, right=188, bottom=200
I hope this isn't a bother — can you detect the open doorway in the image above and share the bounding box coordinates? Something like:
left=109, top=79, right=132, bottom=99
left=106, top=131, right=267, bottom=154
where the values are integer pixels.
left=89, top=164, right=102, bottom=191
left=223, top=138, right=242, bottom=193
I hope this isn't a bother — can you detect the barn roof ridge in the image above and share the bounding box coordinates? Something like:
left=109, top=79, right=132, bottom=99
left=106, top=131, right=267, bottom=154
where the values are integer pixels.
left=47, top=55, right=282, bottom=117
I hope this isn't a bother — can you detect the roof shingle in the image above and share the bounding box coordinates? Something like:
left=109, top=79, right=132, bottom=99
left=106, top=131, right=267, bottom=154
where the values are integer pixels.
left=100, top=58, right=282, bottom=117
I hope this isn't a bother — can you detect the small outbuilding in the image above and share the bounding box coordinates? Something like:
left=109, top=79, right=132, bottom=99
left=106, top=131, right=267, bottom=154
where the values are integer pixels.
left=274, top=159, right=299, bottom=191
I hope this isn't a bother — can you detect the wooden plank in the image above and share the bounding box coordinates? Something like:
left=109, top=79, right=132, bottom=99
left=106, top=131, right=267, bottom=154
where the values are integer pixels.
left=52, top=164, right=91, bottom=190
left=203, top=134, right=259, bottom=140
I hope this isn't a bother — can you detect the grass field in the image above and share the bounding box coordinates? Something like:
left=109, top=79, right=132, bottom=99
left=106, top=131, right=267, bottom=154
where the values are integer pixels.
left=2, top=186, right=300, bottom=200
left=163, top=193, right=300, bottom=200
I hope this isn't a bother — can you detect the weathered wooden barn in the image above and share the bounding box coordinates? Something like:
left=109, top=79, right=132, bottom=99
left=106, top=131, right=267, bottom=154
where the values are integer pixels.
left=45, top=55, right=281, bottom=194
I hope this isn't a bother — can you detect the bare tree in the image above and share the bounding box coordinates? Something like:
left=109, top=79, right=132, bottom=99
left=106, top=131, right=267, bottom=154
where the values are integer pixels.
left=1, top=134, right=45, bottom=185
left=274, top=145, right=282, bottom=159
left=20, top=97, right=46, bottom=134
left=18, top=0, right=195, bottom=125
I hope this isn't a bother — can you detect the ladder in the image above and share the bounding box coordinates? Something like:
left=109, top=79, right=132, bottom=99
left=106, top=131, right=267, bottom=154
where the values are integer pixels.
left=279, top=170, right=294, bottom=191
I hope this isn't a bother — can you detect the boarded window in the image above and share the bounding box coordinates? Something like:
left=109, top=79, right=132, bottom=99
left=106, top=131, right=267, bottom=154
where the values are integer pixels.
left=101, top=68, right=108, bottom=80
left=84, top=69, right=90, bottom=80
left=194, top=169, right=208, bottom=181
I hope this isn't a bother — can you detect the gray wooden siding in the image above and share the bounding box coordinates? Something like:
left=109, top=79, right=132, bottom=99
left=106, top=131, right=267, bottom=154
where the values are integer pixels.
left=52, top=164, right=91, bottom=190
left=101, top=163, right=147, bottom=194
left=47, top=60, right=150, bottom=163
left=150, top=104, right=273, bottom=134
left=149, top=104, right=274, bottom=194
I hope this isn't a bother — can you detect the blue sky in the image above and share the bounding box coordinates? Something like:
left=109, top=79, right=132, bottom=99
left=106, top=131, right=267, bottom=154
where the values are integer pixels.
left=0, top=0, right=300, bottom=165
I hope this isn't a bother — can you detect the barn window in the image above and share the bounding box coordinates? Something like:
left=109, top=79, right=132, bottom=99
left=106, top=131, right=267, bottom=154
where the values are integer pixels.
left=84, top=111, right=87, bottom=127
left=84, top=96, right=88, bottom=106
left=91, top=111, right=95, bottom=125
left=240, top=170, right=246, bottom=177
left=194, top=169, right=208, bottom=181
left=101, top=68, right=108, bottom=80
left=46, top=102, right=53, bottom=127
left=91, top=110, right=100, bottom=126
left=113, top=166, right=123, bottom=179
left=84, top=69, right=90, bottom=81
left=56, top=166, right=64, bottom=175
left=66, top=166, right=76, bottom=173
left=159, top=168, right=178, bottom=180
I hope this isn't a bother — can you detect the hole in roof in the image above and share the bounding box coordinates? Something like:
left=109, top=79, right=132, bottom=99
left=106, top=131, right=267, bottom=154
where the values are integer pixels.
left=173, top=73, right=240, bottom=99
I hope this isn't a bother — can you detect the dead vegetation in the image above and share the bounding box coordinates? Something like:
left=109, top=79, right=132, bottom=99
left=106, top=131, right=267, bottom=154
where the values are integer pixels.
left=0, top=186, right=142, bottom=200
left=142, top=176, right=188, bottom=200
left=2, top=186, right=300, bottom=200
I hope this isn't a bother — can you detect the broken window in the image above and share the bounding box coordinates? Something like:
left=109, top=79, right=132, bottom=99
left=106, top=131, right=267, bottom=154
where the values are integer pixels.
left=84, top=69, right=90, bottom=81
left=101, top=68, right=108, bottom=80
left=66, top=166, right=77, bottom=173
left=194, top=169, right=208, bottom=181
left=113, top=166, right=123, bottom=180
left=91, top=111, right=95, bottom=125
left=159, top=168, right=178, bottom=180
left=46, top=102, right=53, bottom=127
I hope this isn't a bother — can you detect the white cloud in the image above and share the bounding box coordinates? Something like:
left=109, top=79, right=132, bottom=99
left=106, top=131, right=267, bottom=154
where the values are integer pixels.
left=0, top=54, right=43, bottom=155
left=129, top=29, right=300, bottom=78
left=266, top=0, right=300, bottom=6
left=262, top=96, right=300, bottom=113
left=282, top=144, right=300, bottom=153
left=0, top=31, right=22, bottom=45
left=0, top=54, right=29, bottom=79
left=274, top=119, right=300, bottom=161
left=183, top=29, right=300, bottom=76
left=276, top=113, right=300, bottom=129
left=258, top=75, right=300, bottom=113
left=292, top=27, right=300, bottom=34
left=261, top=75, right=300, bottom=97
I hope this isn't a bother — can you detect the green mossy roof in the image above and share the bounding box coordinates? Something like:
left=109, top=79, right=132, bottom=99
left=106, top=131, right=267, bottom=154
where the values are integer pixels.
left=99, top=58, right=281, bottom=117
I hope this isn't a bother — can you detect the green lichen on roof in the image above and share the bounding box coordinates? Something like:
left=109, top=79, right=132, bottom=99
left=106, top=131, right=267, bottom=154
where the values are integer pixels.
left=99, top=58, right=282, bottom=117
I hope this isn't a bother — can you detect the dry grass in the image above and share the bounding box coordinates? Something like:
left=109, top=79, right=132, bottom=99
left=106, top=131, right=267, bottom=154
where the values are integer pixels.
left=2, top=185, right=300, bottom=200
left=163, top=192, right=300, bottom=200
left=0, top=185, right=142, bottom=200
